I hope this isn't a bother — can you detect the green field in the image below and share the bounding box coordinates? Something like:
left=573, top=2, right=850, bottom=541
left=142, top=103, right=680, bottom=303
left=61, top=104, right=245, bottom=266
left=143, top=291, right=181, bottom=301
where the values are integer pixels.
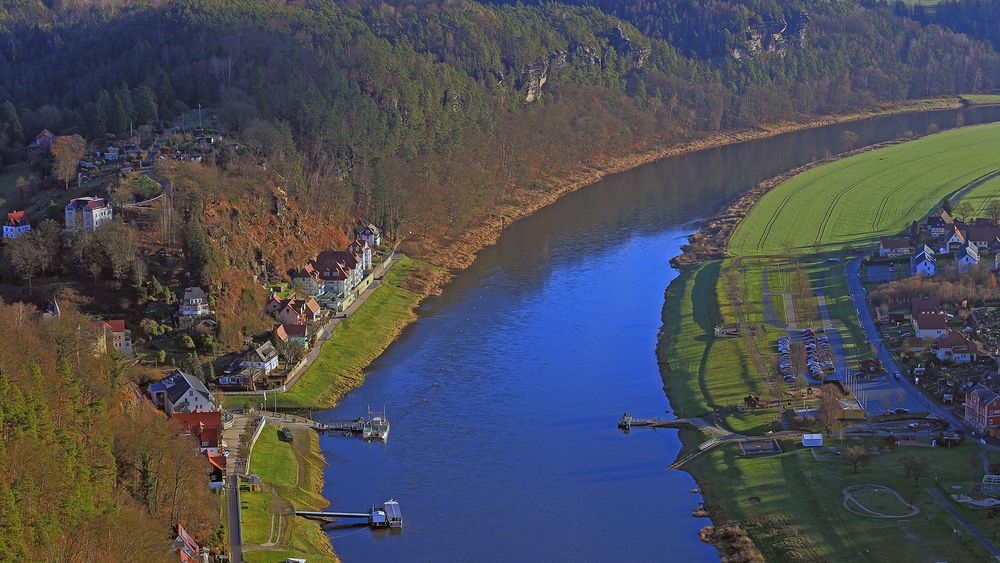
left=225, top=255, right=440, bottom=409
left=729, top=122, right=1000, bottom=256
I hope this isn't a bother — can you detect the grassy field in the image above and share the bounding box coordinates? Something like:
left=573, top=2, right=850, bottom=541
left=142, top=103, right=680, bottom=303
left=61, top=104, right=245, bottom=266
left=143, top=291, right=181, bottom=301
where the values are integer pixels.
left=243, top=424, right=337, bottom=562
left=692, top=438, right=1000, bottom=562
left=729, top=122, right=1000, bottom=256
left=225, top=256, right=441, bottom=409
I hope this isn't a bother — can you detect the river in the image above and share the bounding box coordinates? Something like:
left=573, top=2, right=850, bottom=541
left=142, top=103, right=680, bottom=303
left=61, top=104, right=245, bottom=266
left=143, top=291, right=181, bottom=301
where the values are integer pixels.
left=316, top=106, right=1000, bottom=561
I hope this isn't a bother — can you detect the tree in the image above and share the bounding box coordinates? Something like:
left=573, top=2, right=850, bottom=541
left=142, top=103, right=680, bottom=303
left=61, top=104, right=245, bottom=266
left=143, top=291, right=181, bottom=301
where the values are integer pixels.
left=988, top=199, right=1000, bottom=226
left=843, top=445, right=869, bottom=473
left=901, top=457, right=930, bottom=485
left=0, top=100, right=23, bottom=145
left=14, top=176, right=29, bottom=198
left=820, top=385, right=843, bottom=437
left=52, top=134, right=86, bottom=190
left=840, top=130, right=860, bottom=149
left=136, top=87, right=158, bottom=126
left=953, top=200, right=974, bottom=221
left=5, top=232, right=49, bottom=290
left=176, top=334, right=195, bottom=350
left=109, top=94, right=128, bottom=134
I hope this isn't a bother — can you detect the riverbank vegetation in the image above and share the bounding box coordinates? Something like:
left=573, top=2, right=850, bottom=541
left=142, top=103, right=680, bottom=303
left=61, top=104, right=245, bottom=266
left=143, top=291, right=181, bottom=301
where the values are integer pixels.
left=243, top=424, right=335, bottom=563
left=729, top=122, right=1000, bottom=256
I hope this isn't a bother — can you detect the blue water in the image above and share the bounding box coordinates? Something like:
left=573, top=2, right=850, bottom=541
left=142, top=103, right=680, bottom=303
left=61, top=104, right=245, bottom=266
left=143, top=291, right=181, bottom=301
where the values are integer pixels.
left=317, top=106, right=1000, bottom=561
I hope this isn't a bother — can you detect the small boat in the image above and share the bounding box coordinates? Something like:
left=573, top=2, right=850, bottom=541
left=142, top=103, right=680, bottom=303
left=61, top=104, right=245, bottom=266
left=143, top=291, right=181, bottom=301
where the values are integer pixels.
left=363, top=405, right=390, bottom=442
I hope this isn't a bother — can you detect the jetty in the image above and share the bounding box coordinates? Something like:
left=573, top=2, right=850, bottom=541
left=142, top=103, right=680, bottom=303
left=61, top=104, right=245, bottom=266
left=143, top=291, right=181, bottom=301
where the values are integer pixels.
left=617, top=412, right=706, bottom=431
left=296, top=499, right=403, bottom=529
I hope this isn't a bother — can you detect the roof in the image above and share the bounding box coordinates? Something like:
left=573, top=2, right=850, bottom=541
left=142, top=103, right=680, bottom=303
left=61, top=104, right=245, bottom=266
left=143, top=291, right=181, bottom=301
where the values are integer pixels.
left=5, top=210, right=27, bottom=227
left=252, top=341, right=278, bottom=363
left=911, top=296, right=941, bottom=317
left=880, top=237, right=912, bottom=249
left=279, top=323, right=308, bottom=339
left=970, top=384, right=1000, bottom=405
left=104, top=319, right=126, bottom=333
left=911, top=245, right=935, bottom=264
left=171, top=411, right=222, bottom=447
left=936, top=330, right=978, bottom=353
left=182, top=287, right=207, bottom=302
left=914, top=312, right=947, bottom=330
left=959, top=241, right=980, bottom=261
left=967, top=226, right=1000, bottom=244
left=66, top=196, right=107, bottom=210
left=206, top=451, right=227, bottom=470
left=160, top=369, right=215, bottom=410
left=361, top=223, right=381, bottom=235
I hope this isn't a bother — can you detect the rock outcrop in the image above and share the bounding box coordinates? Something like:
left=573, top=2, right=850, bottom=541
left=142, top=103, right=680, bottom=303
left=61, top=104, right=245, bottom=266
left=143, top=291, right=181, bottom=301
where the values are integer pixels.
left=607, top=26, right=651, bottom=70
left=731, top=12, right=809, bottom=60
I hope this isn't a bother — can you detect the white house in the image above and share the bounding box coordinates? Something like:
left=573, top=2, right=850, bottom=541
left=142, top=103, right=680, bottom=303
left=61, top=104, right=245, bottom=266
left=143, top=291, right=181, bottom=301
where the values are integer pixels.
left=242, top=341, right=279, bottom=375
left=179, top=287, right=211, bottom=317
left=942, top=226, right=966, bottom=253
left=957, top=241, right=980, bottom=273
left=910, top=245, right=936, bottom=277
left=879, top=237, right=913, bottom=258
left=3, top=211, right=31, bottom=239
left=149, top=369, right=216, bottom=415
left=912, top=312, right=948, bottom=340
left=359, top=223, right=382, bottom=247
left=933, top=331, right=978, bottom=363
left=103, top=319, right=134, bottom=355
left=65, top=197, right=112, bottom=232
left=349, top=238, right=373, bottom=271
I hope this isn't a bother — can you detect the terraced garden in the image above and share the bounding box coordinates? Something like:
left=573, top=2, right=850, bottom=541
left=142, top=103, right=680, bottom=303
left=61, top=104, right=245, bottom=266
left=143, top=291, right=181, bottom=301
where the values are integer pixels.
left=728, top=122, right=1000, bottom=256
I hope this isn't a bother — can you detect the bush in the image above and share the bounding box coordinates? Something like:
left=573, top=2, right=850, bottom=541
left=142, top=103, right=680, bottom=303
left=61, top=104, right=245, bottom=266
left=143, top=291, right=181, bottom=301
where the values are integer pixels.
left=176, top=334, right=195, bottom=350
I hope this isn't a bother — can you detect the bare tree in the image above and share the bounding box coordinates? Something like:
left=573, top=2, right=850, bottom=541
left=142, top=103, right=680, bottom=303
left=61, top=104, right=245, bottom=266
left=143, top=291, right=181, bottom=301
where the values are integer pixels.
left=901, top=456, right=931, bottom=486
left=843, top=445, right=869, bottom=473
left=52, top=134, right=86, bottom=190
left=988, top=199, right=1000, bottom=226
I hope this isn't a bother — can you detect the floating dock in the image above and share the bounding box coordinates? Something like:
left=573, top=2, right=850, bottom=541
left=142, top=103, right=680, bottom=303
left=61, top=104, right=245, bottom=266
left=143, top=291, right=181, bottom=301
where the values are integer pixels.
left=296, top=499, right=403, bottom=529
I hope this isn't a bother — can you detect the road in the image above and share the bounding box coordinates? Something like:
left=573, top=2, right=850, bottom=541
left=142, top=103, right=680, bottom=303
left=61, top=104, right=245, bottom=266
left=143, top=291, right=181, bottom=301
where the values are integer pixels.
left=927, top=488, right=1000, bottom=560
left=845, top=258, right=963, bottom=424
left=227, top=474, right=244, bottom=562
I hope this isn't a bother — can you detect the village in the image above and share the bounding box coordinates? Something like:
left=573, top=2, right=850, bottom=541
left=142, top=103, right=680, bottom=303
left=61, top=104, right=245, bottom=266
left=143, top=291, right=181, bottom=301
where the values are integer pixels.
left=2, top=121, right=400, bottom=562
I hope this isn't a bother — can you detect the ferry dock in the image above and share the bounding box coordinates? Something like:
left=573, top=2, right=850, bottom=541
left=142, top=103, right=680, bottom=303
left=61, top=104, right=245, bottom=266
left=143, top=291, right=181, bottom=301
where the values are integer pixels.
left=296, top=499, right=403, bottom=529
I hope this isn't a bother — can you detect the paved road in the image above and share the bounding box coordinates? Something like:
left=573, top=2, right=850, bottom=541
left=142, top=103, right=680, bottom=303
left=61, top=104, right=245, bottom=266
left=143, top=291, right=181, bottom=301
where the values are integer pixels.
left=845, top=258, right=952, bottom=418
left=227, top=474, right=244, bottom=562
left=927, top=488, right=1000, bottom=560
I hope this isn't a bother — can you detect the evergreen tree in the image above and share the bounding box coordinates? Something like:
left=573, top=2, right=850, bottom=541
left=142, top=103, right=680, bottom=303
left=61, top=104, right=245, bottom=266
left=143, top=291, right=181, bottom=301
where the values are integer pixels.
left=109, top=94, right=128, bottom=134
left=136, top=86, right=158, bottom=125
left=0, top=482, right=27, bottom=561
left=83, top=102, right=107, bottom=139
left=0, top=101, right=23, bottom=145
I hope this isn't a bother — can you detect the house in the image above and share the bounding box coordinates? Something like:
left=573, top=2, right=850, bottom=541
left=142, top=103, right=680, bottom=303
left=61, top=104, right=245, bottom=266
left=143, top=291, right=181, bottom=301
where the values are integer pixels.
left=349, top=238, right=373, bottom=271
left=64, top=197, right=112, bottom=232
left=276, top=298, right=321, bottom=325
left=964, top=384, right=1000, bottom=434
left=314, top=249, right=363, bottom=295
left=912, top=312, right=948, bottom=339
left=179, top=287, right=210, bottom=317
left=148, top=369, right=216, bottom=415
left=966, top=226, right=1000, bottom=252
left=170, top=411, right=223, bottom=454
left=359, top=223, right=382, bottom=247
left=264, top=294, right=285, bottom=314
left=926, top=210, right=954, bottom=237
left=206, top=451, right=226, bottom=489
left=933, top=331, right=978, bottom=363
left=27, top=129, right=56, bottom=152
left=910, top=245, right=936, bottom=277
left=802, top=434, right=823, bottom=447
left=216, top=364, right=264, bottom=390
left=242, top=341, right=279, bottom=374
left=275, top=323, right=309, bottom=349
left=879, top=237, right=913, bottom=258
left=942, top=225, right=966, bottom=253
left=3, top=211, right=31, bottom=239
left=103, top=319, right=134, bottom=355
left=911, top=296, right=941, bottom=318
left=956, top=241, right=980, bottom=273
left=290, top=264, right=323, bottom=296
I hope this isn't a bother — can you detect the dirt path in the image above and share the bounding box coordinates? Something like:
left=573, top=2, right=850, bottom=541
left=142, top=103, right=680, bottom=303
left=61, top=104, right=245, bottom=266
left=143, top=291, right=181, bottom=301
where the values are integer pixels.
left=761, top=268, right=786, bottom=328
left=842, top=485, right=920, bottom=518
left=783, top=293, right=797, bottom=330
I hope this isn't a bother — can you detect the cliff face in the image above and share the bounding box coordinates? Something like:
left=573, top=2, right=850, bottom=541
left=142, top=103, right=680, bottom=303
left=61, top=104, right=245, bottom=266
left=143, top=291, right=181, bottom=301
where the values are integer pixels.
left=731, top=12, right=810, bottom=60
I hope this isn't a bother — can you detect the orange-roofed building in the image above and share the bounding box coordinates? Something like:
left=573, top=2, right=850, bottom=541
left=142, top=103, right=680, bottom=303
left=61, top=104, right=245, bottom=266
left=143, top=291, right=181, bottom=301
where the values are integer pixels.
left=102, top=319, right=133, bottom=355
left=3, top=211, right=31, bottom=239
left=171, top=411, right=223, bottom=454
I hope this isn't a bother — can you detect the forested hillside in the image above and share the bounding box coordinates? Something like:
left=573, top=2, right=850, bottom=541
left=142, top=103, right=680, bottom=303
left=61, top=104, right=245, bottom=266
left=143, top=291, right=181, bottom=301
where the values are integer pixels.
left=0, top=301, right=221, bottom=560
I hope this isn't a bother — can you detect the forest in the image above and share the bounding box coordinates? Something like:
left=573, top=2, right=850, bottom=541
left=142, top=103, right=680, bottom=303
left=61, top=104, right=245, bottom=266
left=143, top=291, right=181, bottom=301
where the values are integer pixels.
left=2, top=0, right=1000, bottom=557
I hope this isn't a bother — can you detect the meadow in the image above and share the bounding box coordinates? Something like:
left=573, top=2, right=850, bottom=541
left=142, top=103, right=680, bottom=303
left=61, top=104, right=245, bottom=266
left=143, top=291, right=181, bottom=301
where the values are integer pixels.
left=728, top=122, right=1000, bottom=256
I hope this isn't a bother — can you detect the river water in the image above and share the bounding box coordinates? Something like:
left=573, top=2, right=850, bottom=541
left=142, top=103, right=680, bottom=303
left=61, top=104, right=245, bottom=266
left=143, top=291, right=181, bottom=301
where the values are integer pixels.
left=317, top=106, right=1000, bottom=561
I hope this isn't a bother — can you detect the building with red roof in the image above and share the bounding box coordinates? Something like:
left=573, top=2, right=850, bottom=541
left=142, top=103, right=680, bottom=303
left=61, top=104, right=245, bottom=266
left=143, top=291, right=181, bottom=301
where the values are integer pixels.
left=170, top=411, right=223, bottom=453
left=933, top=331, right=979, bottom=363
left=911, top=312, right=948, bottom=340
left=64, top=196, right=112, bottom=231
left=3, top=210, right=31, bottom=239
left=102, top=319, right=133, bottom=355
left=275, top=323, right=310, bottom=349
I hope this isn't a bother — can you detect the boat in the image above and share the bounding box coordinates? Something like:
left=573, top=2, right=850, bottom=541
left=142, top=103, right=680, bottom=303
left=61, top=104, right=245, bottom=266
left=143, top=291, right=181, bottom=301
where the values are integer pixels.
left=363, top=405, right=390, bottom=441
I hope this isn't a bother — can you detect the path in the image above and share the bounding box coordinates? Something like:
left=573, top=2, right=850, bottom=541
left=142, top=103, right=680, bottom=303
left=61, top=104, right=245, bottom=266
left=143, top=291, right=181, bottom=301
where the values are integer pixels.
left=841, top=485, right=919, bottom=518
left=783, top=292, right=797, bottom=330
left=761, top=268, right=786, bottom=328
left=227, top=474, right=244, bottom=562
left=927, top=488, right=1000, bottom=560
left=949, top=170, right=1000, bottom=206
left=227, top=250, right=399, bottom=397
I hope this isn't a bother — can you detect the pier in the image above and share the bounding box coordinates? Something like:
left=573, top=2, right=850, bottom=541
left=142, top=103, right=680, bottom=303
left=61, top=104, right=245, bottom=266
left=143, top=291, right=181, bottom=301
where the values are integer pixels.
left=617, top=412, right=707, bottom=431
left=296, top=499, right=403, bottom=529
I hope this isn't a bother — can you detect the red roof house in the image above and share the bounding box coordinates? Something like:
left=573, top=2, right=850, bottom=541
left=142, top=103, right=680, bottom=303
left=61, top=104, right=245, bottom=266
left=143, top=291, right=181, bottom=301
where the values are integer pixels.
left=170, top=411, right=223, bottom=452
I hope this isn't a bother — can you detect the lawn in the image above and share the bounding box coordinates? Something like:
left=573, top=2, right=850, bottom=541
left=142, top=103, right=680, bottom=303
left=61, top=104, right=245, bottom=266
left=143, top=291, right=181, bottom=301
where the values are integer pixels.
left=729, top=122, right=1000, bottom=256
left=690, top=438, right=998, bottom=562
left=242, top=425, right=337, bottom=562
left=225, top=255, right=441, bottom=409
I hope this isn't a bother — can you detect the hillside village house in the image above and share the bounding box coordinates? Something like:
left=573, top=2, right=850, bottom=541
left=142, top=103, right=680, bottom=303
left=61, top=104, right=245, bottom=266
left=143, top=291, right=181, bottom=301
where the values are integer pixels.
left=965, top=384, right=1000, bottom=434
left=3, top=211, right=30, bottom=239
left=149, top=369, right=216, bottom=415
left=65, top=197, right=112, bottom=232
left=911, top=296, right=941, bottom=318
left=942, top=225, right=966, bottom=253
left=26, top=129, right=55, bottom=152
left=217, top=363, right=264, bottom=390
left=349, top=238, right=373, bottom=270
left=273, top=297, right=321, bottom=325
left=967, top=226, right=1000, bottom=252
left=926, top=210, right=955, bottom=237
left=956, top=241, right=980, bottom=273
left=170, top=411, right=224, bottom=454
left=912, top=312, right=948, bottom=339
left=242, top=341, right=279, bottom=375
left=276, top=323, right=309, bottom=349
left=933, top=331, right=979, bottom=363
left=359, top=223, right=382, bottom=247
left=102, top=319, right=133, bottom=355
left=179, top=287, right=210, bottom=317
left=292, top=249, right=364, bottom=297
left=910, top=245, right=936, bottom=277
left=879, top=237, right=913, bottom=257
